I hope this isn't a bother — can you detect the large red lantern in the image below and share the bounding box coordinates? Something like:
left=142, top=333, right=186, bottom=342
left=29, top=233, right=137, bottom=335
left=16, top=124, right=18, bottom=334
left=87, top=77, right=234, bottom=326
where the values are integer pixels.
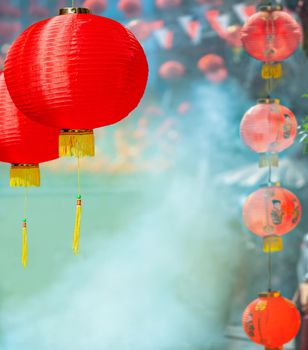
left=159, top=61, right=185, bottom=80
left=118, top=0, right=141, bottom=18
left=0, top=73, right=59, bottom=187
left=243, top=185, right=301, bottom=252
left=4, top=7, right=148, bottom=158
left=243, top=291, right=301, bottom=348
left=241, top=5, right=302, bottom=63
left=0, top=72, right=59, bottom=268
left=240, top=99, right=297, bottom=166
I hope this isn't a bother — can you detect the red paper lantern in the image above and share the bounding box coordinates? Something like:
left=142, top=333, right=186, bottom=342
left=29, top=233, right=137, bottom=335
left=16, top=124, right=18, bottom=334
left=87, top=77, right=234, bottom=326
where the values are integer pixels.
left=243, top=185, right=301, bottom=252
left=241, top=6, right=302, bottom=62
left=83, top=0, right=107, bottom=13
left=240, top=99, right=297, bottom=154
left=156, top=0, right=181, bottom=9
left=4, top=7, right=148, bottom=158
left=242, top=291, right=301, bottom=348
left=159, top=61, right=185, bottom=80
left=206, top=68, right=228, bottom=83
left=0, top=72, right=59, bottom=187
left=198, top=54, right=225, bottom=74
left=118, top=0, right=141, bottom=18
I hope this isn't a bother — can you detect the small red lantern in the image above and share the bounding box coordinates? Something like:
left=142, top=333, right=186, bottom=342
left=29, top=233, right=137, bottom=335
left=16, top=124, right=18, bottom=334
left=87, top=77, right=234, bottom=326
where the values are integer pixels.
left=127, top=20, right=152, bottom=41
left=198, top=54, right=227, bottom=83
left=4, top=7, right=148, bottom=158
left=0, top=72, right=59, bottom=268
left=159, top=61, right=185, bottom=80
left=243, top=185, right=301, bottom=252
left=240, top=99, right=297, bottom=166
left=83, top=0, right=107, bottom=13
left=242, top=291, right=301, bottom=348
left=156, top=0, right=181, bottom=9
left=118, top=0, right=141, bottom=18
left=0, top=72, right=59, bottom=187
left=241, top=5, right=302, bottom=63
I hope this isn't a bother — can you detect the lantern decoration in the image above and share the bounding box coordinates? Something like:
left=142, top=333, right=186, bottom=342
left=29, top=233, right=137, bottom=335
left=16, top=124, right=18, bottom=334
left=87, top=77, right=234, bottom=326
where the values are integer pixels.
left=0, top=72, right=59, bottom=267
left=243, top=185, right=301, bottom=252
left=156, top=0, right=182, bottom=9
left=197, top=54, right=228, bottom=83
left=127, top=20, right=152, bottom=41
left=159, top=61, right=185, bottom=80
left=4, top=6, right=148, bottom=254
left=242, top=291, right=301, bottom=349
left=241, top=4, right=302, bottom=79
left=118, top=0, right=141, bottom=18
left=240, top=99, right=297, bottom=167
left=83, top=0, right=107, bottom=13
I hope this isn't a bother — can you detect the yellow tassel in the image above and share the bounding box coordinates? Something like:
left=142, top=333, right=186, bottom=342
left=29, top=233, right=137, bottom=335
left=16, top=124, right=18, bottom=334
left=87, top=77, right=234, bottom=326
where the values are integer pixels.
left=263, top=235, right=283, bottom=253
left=72, top=195, right=82, bottom=255
left=259, top=154, right=279, bottom=168
left=262, top=63, right=282, bottom=80
left=22, top=219, right=27, bottom=268
left=10, top=164, right=40, bottom=187
left=59, top=130, right=95, bottom=158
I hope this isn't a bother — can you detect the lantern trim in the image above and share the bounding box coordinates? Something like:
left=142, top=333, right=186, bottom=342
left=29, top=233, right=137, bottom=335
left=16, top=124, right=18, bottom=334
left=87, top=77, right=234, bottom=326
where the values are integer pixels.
left=59, top=7, right=91, bottom=15
left=258, top=98, right=280, bottom=105
left=259, top=291, right=281, bottom=298
left=258, top=4, right=283, bottom=12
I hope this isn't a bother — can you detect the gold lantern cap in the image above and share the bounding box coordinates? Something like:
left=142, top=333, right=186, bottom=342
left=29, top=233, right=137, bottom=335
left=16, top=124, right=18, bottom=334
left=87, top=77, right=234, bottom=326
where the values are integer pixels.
left=59, top=7, right=91, bottom=15
left=258, top=98, right=280, bottom=105
left=259, top=291, right=281, bottom=298
left=258, top=4, right=283, bottom=12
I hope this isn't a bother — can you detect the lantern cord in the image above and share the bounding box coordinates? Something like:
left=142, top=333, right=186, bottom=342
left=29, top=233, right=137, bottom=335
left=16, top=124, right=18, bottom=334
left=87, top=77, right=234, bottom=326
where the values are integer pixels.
left=268, top=247, right=272, bottom=292
left=72, top=157, right=82, bottom=255
left=22, top=187, right=29, bottom=269
left=268, top=163, right=272, bottom=186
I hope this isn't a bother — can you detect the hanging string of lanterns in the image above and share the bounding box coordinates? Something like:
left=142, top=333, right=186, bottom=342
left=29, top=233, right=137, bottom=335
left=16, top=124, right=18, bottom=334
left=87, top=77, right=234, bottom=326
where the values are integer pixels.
left=2, top=2, right=148, bottom=265
left=240, top=1, right=303, bottom=348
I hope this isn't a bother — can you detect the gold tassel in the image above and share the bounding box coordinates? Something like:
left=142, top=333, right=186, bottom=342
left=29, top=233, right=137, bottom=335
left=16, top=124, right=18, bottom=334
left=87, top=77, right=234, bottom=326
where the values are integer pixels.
left=265, top=347, right=283, bottom=350
left=72, top=195, right=82, bottom=255
left=10, top=164, right=40, bottom=187
left=263, top=235, right=283, bottom=253
left=22, top=219, right=27, bottom=268
left=59, top=130, right=95, bottom=158
left=259, top=154, right=279, bottom=168
left=262, top=63, right=283, bottom=80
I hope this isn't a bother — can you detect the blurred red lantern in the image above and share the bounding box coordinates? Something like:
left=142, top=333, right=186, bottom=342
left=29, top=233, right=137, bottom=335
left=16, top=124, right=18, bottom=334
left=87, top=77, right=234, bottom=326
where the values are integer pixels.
left=206, top=68, right=228, bottom=83
left=0, top=72, right=59, bottom=187
left=177, top=102, right=191, bottom=115
left=118, top=0, right=141, bottom=18
left=156, top=0, right=182, bottom=9
left=241, top=6, right=302, bottom=62
left=242, top=291, right=301, bottom=348
left=0, top=1, right=21, bottom=18
left=240, top=99, right=297, bottom=156
left=127, top=20, right=152, bottom=41
left=0, top=21, right=21, bottom=44
left=83, top=0, right=107, bottom=13
left=4, top=7, right=148, bottom=158
left=159, top=61, right=185, bottom=80
left=29, top=0, right=49, bottom=18
left=243, top=185, right=301, bottom=252
left=198, top=54, right=225, bottom=73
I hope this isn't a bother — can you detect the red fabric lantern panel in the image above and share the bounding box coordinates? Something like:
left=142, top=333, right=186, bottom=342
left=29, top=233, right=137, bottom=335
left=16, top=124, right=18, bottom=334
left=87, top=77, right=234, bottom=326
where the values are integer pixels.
left=240, top=99, right=297, bottom=154
left=159, top=61, right=185, bottom=80
left=118, top=0, right=141, bottom=18
left=243, top=186, right=301, bottom=237
left=0, top=73, right=58, bottom=165
left=4, top=12, right=148, bottom=131
left=241, top=9, right=302, bottom=62
left=242, top=291, right=301, bottom=348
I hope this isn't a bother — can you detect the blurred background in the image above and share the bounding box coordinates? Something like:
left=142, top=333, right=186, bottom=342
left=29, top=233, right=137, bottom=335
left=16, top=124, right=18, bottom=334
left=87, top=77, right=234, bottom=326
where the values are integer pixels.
left=0, top=0, right=307, bottom=349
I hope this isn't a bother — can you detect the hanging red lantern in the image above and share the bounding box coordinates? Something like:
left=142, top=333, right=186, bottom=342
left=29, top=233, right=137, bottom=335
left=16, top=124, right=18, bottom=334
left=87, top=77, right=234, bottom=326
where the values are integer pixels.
left=240, top=99, right=297, bottom=167
left=0, top=73, right=59, bottom=187
left=243, top=185, right=301, bottom=252
left=159, top=61, right=185, bottom=80
left=156, top=0, right=182, bottom=10
left=0, top=72, right=59, bottom=268
left=118, top=0, right=141, bottom=18
left=241, top=5, right=302, bottom=63
left=4, top=7, right=148, bottom=158
left=83, top=0, right=107, bottom=13
left=198, top=54, right=227, bottom=83
left=242, top=291, right=301, bottom=348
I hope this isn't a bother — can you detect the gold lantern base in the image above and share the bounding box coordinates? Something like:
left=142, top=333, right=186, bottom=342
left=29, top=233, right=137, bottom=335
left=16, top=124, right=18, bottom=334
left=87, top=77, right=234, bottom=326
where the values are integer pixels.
left=259, top=154, right=279, bottom=168
left=263, top=235, right=283, bottom=253
left=10, top=164, right=40, bottom=187
left=59, top=129, right=95, bottom=158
